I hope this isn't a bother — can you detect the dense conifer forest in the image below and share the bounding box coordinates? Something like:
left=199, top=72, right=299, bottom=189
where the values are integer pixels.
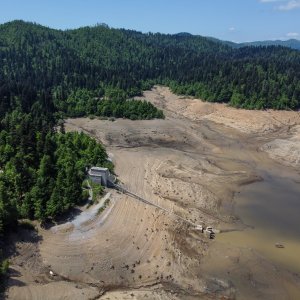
left=0, top=20, right=300, bottom=280
left=0, top=90, right=113, bottom=282
left=1, top=20, right=299, bottom=111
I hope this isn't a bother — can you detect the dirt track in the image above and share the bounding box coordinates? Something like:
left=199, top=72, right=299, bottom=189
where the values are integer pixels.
left=5, top=86, right=300, bottom=299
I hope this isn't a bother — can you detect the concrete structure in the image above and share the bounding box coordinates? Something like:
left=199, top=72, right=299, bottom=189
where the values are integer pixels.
left=88, top=167, right=114, bottom=187
left=195, top=225, right=203, bottom=232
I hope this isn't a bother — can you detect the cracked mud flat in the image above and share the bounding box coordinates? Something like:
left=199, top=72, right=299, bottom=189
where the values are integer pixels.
left=5, top=86, right=300, bottom=299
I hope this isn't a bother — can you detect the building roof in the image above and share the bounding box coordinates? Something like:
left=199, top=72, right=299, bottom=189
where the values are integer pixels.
left=88, top=172, right=102, bottom=177
left=90, top=167, right=108, bottom=172
left=88, top=166, right=109, bottom=177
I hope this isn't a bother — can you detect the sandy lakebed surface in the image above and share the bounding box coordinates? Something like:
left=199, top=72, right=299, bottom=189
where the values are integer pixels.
left=4, top=86, right=300, bottom=300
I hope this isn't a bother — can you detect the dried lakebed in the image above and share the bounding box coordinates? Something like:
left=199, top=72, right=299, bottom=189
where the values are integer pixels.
left=6, top=86, right=300, bottom=300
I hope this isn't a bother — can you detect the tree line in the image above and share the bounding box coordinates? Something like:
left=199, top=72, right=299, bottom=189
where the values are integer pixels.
left=0, top=88, right=113, bottom=283
left=1, top=19, right=300, bottom=284
left=61, top=88, right=164, bottom=120
left=0, top=20, right=299, bottom=110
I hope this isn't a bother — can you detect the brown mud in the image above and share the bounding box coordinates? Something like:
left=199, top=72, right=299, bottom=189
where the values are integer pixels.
left=5, top=86, right=300, bottom=299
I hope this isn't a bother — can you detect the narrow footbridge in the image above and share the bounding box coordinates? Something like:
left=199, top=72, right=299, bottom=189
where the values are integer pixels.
left=113, top=183, right=202, bottom=229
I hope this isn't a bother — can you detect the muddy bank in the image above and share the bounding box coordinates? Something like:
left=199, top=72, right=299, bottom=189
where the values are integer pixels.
left=5, top=86, right=300, bottom=299
left=261, top=125, right=300, bottom=168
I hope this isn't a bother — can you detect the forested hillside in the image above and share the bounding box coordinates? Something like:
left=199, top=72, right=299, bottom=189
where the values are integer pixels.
left=1, top=20, right=300, bottom=110
left=241, top=39, right=300, bottom=51
left=1, top=19, right=300, bottom=285
left=209, top=37, right=300, bottom=51
left=0, top=89, right=113, bottom=284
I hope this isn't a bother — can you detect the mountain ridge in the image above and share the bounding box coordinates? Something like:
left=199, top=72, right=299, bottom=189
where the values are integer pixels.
left=2, top=20, right=299, bottom=50
left=206, top=36, right=300, bottom=51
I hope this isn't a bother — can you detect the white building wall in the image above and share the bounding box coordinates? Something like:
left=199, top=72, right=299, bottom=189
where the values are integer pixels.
left=88, top=168, right=108, bottom=186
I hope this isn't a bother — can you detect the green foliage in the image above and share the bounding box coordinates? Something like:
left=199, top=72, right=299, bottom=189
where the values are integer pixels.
left=89, top=180, right=104, bottom=203
left=82, top=189, right=90, bottom=202
left=0, top=19, right=298, bottom=244
left=97, top=198, right=110, bottom=215
left=0, top=101, right=113, bottom=226
left=97, top=98, right=165, bottom=120
left=0, top=20, right=299, bottom=114
left=82, top=179, right=90, bottom=189
left=63, top=88, right=164, bottom=120
left=0, top=259, right=9, bottom=277
left=0, top=253, right=9, bottom=291
left=0, top=19, right=299, bottom=293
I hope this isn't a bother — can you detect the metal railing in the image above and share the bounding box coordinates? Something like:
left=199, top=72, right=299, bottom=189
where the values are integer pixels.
left=113, top=183, right=202, bottom=228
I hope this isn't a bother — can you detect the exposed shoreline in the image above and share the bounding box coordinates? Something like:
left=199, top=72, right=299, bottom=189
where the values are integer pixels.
left=5, top=86, right=300, bottom=299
